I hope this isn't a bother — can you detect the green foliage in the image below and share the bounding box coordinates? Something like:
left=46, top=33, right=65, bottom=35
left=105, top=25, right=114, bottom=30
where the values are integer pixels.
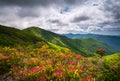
left=101, top=53, right=120, bottom=81
left=23, top=27, right=117, bottom=56
left=0, top=25, right=45, bottom=47
left=0, top=25, right=118, bottom=56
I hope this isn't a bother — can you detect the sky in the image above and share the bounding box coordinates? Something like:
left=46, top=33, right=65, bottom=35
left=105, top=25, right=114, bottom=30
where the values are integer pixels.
left=0, top=0, right=120, bottom=35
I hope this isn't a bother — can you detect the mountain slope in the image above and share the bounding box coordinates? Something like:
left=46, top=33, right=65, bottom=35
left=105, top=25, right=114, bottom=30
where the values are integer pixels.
left=64, top=33, right=120, bottom=50
left=23, top=27, right=118, bottom=56
left=0, top=25, right=45, bottom=46
left=0, top=25, right=118, bottom=56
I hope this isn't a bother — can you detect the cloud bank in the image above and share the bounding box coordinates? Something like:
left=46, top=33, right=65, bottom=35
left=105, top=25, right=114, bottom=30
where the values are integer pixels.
left=0, top=0, right=120, bottom=35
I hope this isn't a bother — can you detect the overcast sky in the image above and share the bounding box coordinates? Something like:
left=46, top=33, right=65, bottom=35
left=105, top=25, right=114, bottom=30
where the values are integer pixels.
left=0, top=0, right=120, bottom=35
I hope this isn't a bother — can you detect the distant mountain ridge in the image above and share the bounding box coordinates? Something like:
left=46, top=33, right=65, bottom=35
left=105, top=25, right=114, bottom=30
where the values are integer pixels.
left=23, top=27, right=119, bottom=56
left=0, top=25, right=119, bottom=56
left=63, top=33, right=120, bottom=50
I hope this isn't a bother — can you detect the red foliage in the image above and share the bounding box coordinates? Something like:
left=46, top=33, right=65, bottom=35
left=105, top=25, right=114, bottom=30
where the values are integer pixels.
left=12, top=66, right=18, bottom=70
left=29, top=59, right=35, bottom=63
left=58, top=63, right=63, bottom=68
left=61, top=55, right=66, bottom=59
left=2, top=55, right=10, bottom=59
left=37, top=75, right=47, bottom=81
left=84, top=75, right=95, bottom=81
left=47, top=61, right=52, bottom=65
left=76, top=54, right=82, bottom=59
left=68, top=66, right=76, bottom=72
left=96, top=48, right=106, bottom=56
left=53, top=70, right=66, bottom=78
left=68, top=61, right=77, bottom=65
left=69, top=52, right=74, bottom=57
left=28, top=66, right=44, bottom=74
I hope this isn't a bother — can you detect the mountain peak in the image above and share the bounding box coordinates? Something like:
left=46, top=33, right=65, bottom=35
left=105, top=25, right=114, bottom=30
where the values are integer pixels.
left=25, top=26, right=42, bottom=30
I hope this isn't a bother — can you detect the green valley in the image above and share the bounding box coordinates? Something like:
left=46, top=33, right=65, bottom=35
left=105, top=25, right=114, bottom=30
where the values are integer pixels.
left=23, top=26, right=118, bottom=56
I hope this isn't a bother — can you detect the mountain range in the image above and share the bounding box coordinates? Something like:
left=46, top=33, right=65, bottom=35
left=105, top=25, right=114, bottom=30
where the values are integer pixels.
left=0, top=25, right=119, bottom=56
left=63, top=33, right=120, bottom=50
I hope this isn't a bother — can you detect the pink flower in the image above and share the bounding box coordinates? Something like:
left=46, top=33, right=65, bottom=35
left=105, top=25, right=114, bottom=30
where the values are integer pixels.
left=68, top=66, right=76, bottom=71
left=24, top=73, right=28, bottom=79
left=13, top=73, right=18, bottom=77
left=27, top=66, right=44, bottom=74
left=37, top=75, right=47, bottom=81
left=12, top=66, right=18, bottom=70
left=53, top=70, right=66, bottom=78
left=18, top=70, right=24, bottom=74
left=47, top=61, right=52, bottom=65
left=68, top=61, right=77, bottom=65
left=61, top=55, right=66, bottom=59
left=2, top=55, right=10, bottom=59
left=29, top=59, right=35, bottom=63
left=76, top=54, right=82, bottom=59
left=69, top=52, right=74, bottom=57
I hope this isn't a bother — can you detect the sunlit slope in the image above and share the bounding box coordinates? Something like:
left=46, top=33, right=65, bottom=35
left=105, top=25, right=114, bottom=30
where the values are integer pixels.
left=23, top=27, right=117, bottom=56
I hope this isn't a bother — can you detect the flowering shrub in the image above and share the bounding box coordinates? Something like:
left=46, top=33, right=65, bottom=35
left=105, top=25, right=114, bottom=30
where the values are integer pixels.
left=96, top=48, right=106, bottom=56
left=0, top=46, right=119, bottom=81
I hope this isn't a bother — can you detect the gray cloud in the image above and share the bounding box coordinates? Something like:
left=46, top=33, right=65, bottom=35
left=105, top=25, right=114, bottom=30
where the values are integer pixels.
left=0, top=0, right=120, bottom=35
left=0, top=0, right=54, bottom=7
left=64, top=0, right=76, bottom=4
left=71, top=16, right=90, bottom=23
left=48, top=19, right=61, bottom=24
left=104, top=0, right=120, bottom=26
left=64, top=0, right=88, bottom=5
left=0, top=0, right=88, bottom=7
left=104, top=0, right=120, bottom=19
left=17, top=7, right=40, bottom=18
left=48, top=19, right=68, bottom=26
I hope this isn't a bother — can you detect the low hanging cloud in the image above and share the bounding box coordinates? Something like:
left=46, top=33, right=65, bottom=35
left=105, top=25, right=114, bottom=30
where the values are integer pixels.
left=48, top=19, right=68, bottom=26
left=71, top=15, right=90, bottom=23
left=0, top=0, right=120, bottom=35
left=87, top=26, right=103, bottom=33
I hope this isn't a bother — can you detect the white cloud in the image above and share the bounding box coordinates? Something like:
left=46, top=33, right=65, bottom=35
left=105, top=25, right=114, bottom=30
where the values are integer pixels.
left=0, top=0, right=119, bottom=35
